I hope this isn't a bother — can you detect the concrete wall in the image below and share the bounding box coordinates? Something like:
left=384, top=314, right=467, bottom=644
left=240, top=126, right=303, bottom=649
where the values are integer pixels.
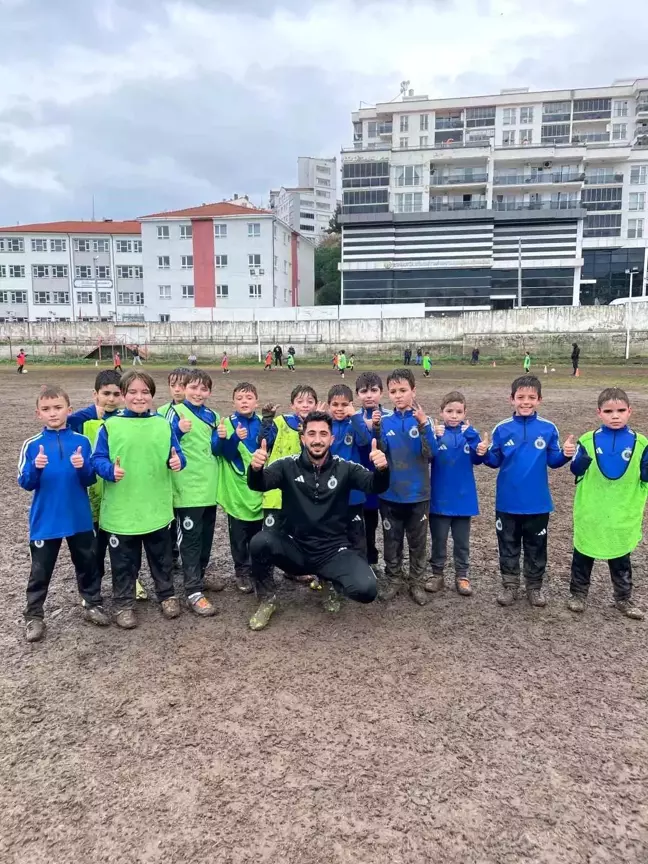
left=0, top=304, right=645, bottom=361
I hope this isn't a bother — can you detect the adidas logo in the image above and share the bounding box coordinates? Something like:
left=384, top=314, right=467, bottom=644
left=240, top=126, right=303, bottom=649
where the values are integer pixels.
left=386, top=430, right=396, bottom=437
left=295, top=475, right=305, bottom=483
left=537, top=528, right=547, bottom=536
left=353, top=514, right=362, bottom=522
left=596, top=447, right=603, bottom=455
left=439, top=444, right=447, bottom=451
left=504, top=439, right=515, bottom=447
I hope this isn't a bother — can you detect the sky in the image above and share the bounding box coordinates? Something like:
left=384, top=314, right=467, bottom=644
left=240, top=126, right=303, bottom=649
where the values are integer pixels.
left=0, top=0, right=645, bottom=225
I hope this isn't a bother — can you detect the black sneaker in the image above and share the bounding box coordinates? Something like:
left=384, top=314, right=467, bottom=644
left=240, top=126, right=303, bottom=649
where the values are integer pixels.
left=527, top=587, right=547, bottom=608
left=25, top=619, right=45, bottom=642
left=566, top=594, right=586, bottom=613
left=496, top=586, right=518, bottom=607
left=615, top=599, right=645, bottom=620
left=82, top=603, right=110, bottom=627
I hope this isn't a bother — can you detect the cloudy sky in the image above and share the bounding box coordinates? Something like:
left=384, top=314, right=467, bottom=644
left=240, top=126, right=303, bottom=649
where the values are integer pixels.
left=0, top=0, right=644, bottom=225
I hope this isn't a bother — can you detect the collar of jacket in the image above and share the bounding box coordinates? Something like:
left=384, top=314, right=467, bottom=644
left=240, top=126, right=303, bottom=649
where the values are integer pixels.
left=299, top=449, right=333, bottom=473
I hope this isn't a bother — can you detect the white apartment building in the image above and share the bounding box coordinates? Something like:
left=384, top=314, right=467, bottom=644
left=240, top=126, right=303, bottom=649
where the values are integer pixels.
left=0, top=203, right=315, bottom=322
left=341, top=78, right=648, bottom=308
left=270, top=156, right=338, bottom=240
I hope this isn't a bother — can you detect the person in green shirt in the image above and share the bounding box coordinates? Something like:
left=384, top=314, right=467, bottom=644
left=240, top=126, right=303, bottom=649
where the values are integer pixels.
left=286, top=353, right=295, bottom=371
left=423, top=351, right=431, bottom=378
left=337, top=350, right=348, bottom=378
left=523, top=352, right=531, bottom=373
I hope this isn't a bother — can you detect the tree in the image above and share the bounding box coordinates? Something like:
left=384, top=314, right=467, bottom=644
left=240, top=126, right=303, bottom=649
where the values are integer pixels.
left=327, top=202, right=342, bottom=235
left=315, top=236, right=341, bottom=305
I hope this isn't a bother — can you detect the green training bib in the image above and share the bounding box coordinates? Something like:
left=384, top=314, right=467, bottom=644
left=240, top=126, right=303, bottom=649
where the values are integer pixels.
left=262, top=415, right=301, bottom=510
left=171, top=403, right=219, bottom=509
left=217, top=416, right=263, bottom=521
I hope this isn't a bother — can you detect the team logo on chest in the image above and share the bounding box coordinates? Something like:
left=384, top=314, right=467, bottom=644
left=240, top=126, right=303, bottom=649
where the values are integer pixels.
left=344, top=433, right=353, bottom=447
left=622, top=448, right=632, bottom=462
left=534, top=437, right=546, bottom=450
left=464, top=443, right=470, bottom=454
left=327, top=477, right=338, bottom=490
left=409, top=426, right=420, bottom=439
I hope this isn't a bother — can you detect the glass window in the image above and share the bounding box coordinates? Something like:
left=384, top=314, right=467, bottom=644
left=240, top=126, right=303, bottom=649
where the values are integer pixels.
left=180, top=225, right=193, bottom=240
left=99, top=292, right=112, bottom=304
left=133, top=240, right=142, bottom=253
left=181, top=255, right=193, bottom=269
left=502, top=130, right=515, bottom=146
left=181, top=285, right=194, bottom=299
left=75, top=265, right=92, bottom=278
left=93, top=239, right=110, bottom=253
left=629, top=192, right=645, bottom=210
left=399, top=138, right=409, bottom=149
left=157, top=225, right=170, bottom=239
left=394, top=165, right=423, bottom=186
left=520, top=129, right=533, bottom=145
left=630, top=166, right=648, bottom=185
left=216, top=255, right=228, bottom=267
left=613, top=100, right=629, bottom=117
left=0, top=237, right=25, bottom=252
left=32, top=265, right=49, bottom=278
left=248, top=223, right=261, bottom=238
left=248, top=254, right=262, bottom=267
left=75, top=238, right=90, bottom=252
left=50, top=238, right=66, bottom=252
left=216, top=284, right=229, bottom=298
left=31, top=238, right=47, bottom=252
left=157, top=256, right=170, bottom=268
left=33, top=291, right=51, bottom=304
left=394, top=192, right=423, bottom=213
left=96, top=265, right=110, bottom=279
left=400, top=116, right=409, bottom=132
left=76, top=291, right=93, bottom=304
left=52, top=291, right=70, bottom=304
left=9, top=265, right=25, bottom=277
left=52, top=265, right=68, bottom=278
left=628, top=218, right=644, bottom=238
left=503, top=108, right=516, bottom=125
left=116, top=240, right=132, bottom=253
left=159, top=285, right=171, bottom=299
left=612, top=123, right=627, bottom=140
left=367, top=121, right=377, bottom=138
left=520, top=106, right=534, bottom=124
left=249, top=284, right=262, bottom=298
left=419, top=136, right=428, bottom=147
left=420, top=114, right=429, bottom=131
left=214, top=224, right=227, bottom=238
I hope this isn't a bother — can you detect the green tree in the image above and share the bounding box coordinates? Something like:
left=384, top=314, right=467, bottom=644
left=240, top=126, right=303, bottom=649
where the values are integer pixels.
left=327, top=202, right=342, bottom=234
left=315, top=236, right=341, bottom=305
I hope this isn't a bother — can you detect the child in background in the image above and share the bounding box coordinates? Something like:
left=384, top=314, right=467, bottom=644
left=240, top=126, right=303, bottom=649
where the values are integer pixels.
left=423, top=351, right=431, bottom=378
left=338, top=350, right=348, bottom=378
left=332, top=353, right=339, bottom=370
left=188, top=352, right=197, bottom=366
left=523, top=352, right=531, bottom=373
left=17, top=349, right=26, bottom=374
left=158, top=367, right=191, bottom=420
left=287, top=352, right=295, bottom=372
left=222, top=352, right=230, bottom=375
left=170, top=369, right=221, bottom=616
left=264, top=350, right=273, bottom=371
left=93, top=370, right=186, bottom=629
left=378, top=368, right=437, bottom=605
left=427, top=391, right=484, bottom=597
left=113, top=350, right=122, bottom=372
left=568, top=387, right=647, bottom=619
left=355, top=372, right=392, bottom=576
left=18, top=386, right=108, bottom=642
left=482, top=375, right=576, bottom=608
left=348, top=354, right=355, bottom=372
left=216, top=383, right=264, bottom=593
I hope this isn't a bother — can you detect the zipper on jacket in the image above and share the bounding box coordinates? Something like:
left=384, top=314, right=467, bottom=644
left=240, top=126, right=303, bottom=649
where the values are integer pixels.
left=57, top=431, right=63, bottom=458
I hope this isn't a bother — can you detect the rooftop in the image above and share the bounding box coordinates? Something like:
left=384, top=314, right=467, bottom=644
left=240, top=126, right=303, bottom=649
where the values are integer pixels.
left=139, top=202, right=272, bottom=220
left=0, top=220, right=141, bottom=235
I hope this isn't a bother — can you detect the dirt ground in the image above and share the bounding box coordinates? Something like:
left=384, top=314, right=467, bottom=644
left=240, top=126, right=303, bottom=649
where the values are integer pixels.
left=1, top=361, right=648, bottom=864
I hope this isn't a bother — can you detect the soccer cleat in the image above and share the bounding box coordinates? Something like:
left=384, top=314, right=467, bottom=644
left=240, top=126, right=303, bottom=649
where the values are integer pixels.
left=187, top=592, right=216, bottom=617
left=25, top=619, right=45, bottom=642
left=615, top=599, right=645, bottom=620
left=410, top=585, right=429, bottom=606
left=310, top=577, right=323, bottom=591
left=235, top=574, right=254, bottom=594
left=322, top=583, right=342, bottom=614
left=82, top=603, right=110, bottom=627
left=424, top=574, right=445, bottom=593
left=161, top=597, right=181, bottom=619
left=135, top=579, right=148, bottom=601
left=527, top=587, right=547, bottom=608
left=566, top=594, right=586, bottom=613
left=496, top=586, right=518, bottom=607
left=378, top=580, right=401, bottom=602
left=249, top=598, right=277, bottom=631
left=455, top=577, right=473, bottom=597
left=114, top=608, right=137, bottom=629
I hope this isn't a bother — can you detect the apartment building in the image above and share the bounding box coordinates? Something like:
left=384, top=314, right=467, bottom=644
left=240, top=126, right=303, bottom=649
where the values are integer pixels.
left=270, top=156, right=338, bottom=241
left=0, top=203, right=314, bottom=322
left=341, top=78, right=648, bottom=308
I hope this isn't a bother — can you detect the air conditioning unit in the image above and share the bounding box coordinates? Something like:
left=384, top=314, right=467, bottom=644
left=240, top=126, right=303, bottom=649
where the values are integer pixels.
left=249, top=268, right=257, bottom=276
left=543, top=160, right=553, bottom=168
left=259, top=269, right=265, bottom=275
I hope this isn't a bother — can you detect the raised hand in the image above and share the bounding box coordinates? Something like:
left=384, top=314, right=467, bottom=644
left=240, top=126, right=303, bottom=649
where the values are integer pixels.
left=262, top=402, right=279, bottom=418
left=236, top=423, right=248, bottom=440
left=461, top=421, right=470, bottom=433
left=217, top=419, right=227, bottom=439
left=169, top=447, right=182, bottom=472
left=315, top=401, right=329, bottom=414
left=178, top=417, right=192, bottom=434
left=369, top=438, right=388, bottom=470
left=433, top=417, right=445, bottom=437
left=371, top=409, right=382, bottom=427
left=34, top=444, right=48, bottom=469
left=476, top=432, right=490, bottom=457
left=563, top=434, right=577, bottom=458
left=113, top=456, right=125, bottom=481
left=251, top=438, right=268, bottom=471
left=413, top=402, right=428, bottom=426
left=70, top=445, right=84, bottom=469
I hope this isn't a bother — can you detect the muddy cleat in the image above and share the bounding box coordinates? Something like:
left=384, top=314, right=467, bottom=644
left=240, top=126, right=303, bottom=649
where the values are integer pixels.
left=615, top=599, right=645, bottom=620
left=424, top=574, right=445, bottom=593
left=527, top=587, right=547, bottom=608
left=566, top=594, right=586, bottom=613
left=82, top=603, right=110, bottom=627
left=455, top=577, right=473, bottom=597
left=497, top=586, right=518, bottom=607
left=114, top=608, right=137, bottom=629
left=135, top=579, right=148, bottom=601
left=378, top=580, right=401, bottom=602
left=25, top=619, right=45, bottom=642
left=187, top=592, right=216, bottom=617
left=322, top=583, right=342, bottom=614
left=249, top=598, right=277, bottom=631
left=235, top=574, right=254, bottom=594
left=410, top=585, right=429, bottom=606
left=309, top=577, right=323, bottom=592
left=161, top=597, right=181, bottom=619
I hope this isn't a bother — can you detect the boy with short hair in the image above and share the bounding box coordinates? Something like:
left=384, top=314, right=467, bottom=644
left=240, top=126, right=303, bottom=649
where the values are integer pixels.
left=568, top=387, right=647, bottom=620
left=287, top=352, right=295, bottom=371
left=482, top=375, right=576, bottom=608
left=338, top=350, right=348, bottom=378
left=170, top=368, right=221, bottom=616
left=158, top=367, right=191, bottom=420
left=92, top=370, right=186, bottom=629
left=427, top=391, right=485, bottom=597
left=216, top=382, right=264, bottom=593
left=378, top=368, right=437, bottom=605
left=18, top=386, right=108, bottom=642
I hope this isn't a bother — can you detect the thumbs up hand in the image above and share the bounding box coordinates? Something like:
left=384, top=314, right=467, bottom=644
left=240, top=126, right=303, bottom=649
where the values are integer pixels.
left=217, top=419, right=227, bottom=439
left=476, top=432, right=490, bottom=457
left=563, top=434, right=577, bottom=459
left=372, top=409, right=382, bottom=427
left=461, top=421, right=470, bottom=434
left=169, top=447, right=182, bottom=472
left=70, top=445, right=84, bottom=469
left=236, top=422, right=248, bottom=441
left=113, top=456, right=125, bottom=481
left=369, top=438, right=388, bottom=470
left=433, top=417, right=445, bottom=438
left=34, top=444, right=48, bottom=470
left=178, top=417, right=192, bottom=434
left=251, top=438, right=268, bottom=470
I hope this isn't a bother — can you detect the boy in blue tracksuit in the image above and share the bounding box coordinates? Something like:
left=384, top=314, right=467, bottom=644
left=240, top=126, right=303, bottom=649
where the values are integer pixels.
left=355, top=372, right=392, bottom=574
left=18, top=385, right=109, bottom=642
left=482, top=375, right=576, bottom=608
left=378, top=368, right=437, bottom=605
left=427, top=391, right=485, bottom=598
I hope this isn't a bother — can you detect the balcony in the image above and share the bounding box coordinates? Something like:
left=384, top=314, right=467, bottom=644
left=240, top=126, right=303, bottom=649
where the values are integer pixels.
left=493, top=200, right=581, bottom=212
left=572, top=110, right=611, bottom=122
left=584, top=173, right=624, bottom=184
left=378, top=123, right=393, bottom=136
left=493, top=172, right=584, bottom=186
left=636, top=98, right=648, bottom=115
left=429, top=171, right=488, bottom=186
left=430, top=200, right=487, bottom=211
left=572, top=133, right=610, bottom=144
left=341, top=143, right=391, bottom=152
left=435, top=117, right=464, bottom=130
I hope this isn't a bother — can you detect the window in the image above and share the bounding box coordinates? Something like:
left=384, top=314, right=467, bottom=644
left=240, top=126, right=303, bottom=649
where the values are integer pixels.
left=181, top=255, right=193, bottom=269
left=419, top=136, right=429, bottom=147
left=118, top=265, right=134, bottom=279
left=394, top=192, right=423, bottom=213
left=32, top=265, right=49, bottom=278
left=520, top=129, right=533, bottom=145
left=157, top=256, right=170, bottom=269
left=0, top=237, right=25, bottom=252
left=50, top=238, right=66, bottom=252
left=33, top=291, right=51, bottom=304
left=612, top=123, right=627, bottom=141
left=581, top=187, right=623, bottom=210
left=0, top=265, right=5, bottom=277
left=541, top=123, right=570, bottom=143
left=93, top=239, right=110, bottom=253
left=76, top=265, right=92, bottom=278
left=274, top=255, right=278, bottom=269
left=629, top=192, right=645, bottom=211
left=316, top=190, right=331, bottom=198
left=52, top=265, right=68, bottom=278
left=249, top=284, right=262, bottom=299
left=133, top=239, right=142, bottom=253
left=52, top=291, right=70, bottom=304
left=583, top=213, right=622, bottom=237
left=465, top=106, right=496, bottom=127
left=9, top=265, right=25, bottom=278
left=248, top=223, right=261, bottom=238
left=118, top=292, right=144, bottom=305
left=99, top=291, right=112, bottom=304
left=216, top=255, right=228, bottom=267
left=216, top=284, right=229, bottom=298
left=180, top=224, right=193, bottom=240
left=116, top=239, right=132, bottom=253
left=399, top=138, right=409, bottom=149
left=12, top=290, right=27, bottom=303
left=300, top=224, right=315, bottom=232
left=628, top=218, right=644, bottom=238
left=181, top=284, right=194, bottom=299
left=159, top=314, right=170, bottom=323
left=367, top=121, right=377, bottom=138
left=31, top=238, right=47, bottom=252
left=77, top=291, right=93, bottom=304
left=74, top=238, right=90, bottom=252
left=395, top=165, right=422, bottom=187
left=502, top=130, right=515, bottom=146
left=96, top=265, right=111, bottom=279
left=520, top=106, right=534, bottom=124
left=249, top=254, right=262, bottom=269
left=613, top=100, right=629, bottom=117
left=157, top=225, right=170, bottom=239
left=159, top=285, right=171, bottom=299
left=503, top=107, right=516, bottom=125
left=283, top=261, right=289, bottom=274
left=542, top=101, right=571, bottom=121
left=630, top=165, right=648, bottom=185
left=420, top=114, right=429, bottom=131
left=400, top=116, right=409, bottom=132
left=316, top=178, right=331, bottom=187
left=317, top=164, right=331, bottom=174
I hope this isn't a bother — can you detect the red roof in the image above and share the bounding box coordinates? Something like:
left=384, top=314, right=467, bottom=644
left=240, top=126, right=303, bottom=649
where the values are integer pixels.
left=0, top=220, right=141, bottom=235
left=139, top=202, right=273, bottom=219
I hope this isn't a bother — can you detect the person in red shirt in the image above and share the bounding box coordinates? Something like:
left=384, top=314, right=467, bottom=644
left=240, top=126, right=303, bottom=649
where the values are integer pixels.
left=264, top=350, right=273, bottom=371
left=221, top=352, right=230, bottom=374
left=113, top=351, right=122, bottom=372
left=16, top=349, right=26, bottom=374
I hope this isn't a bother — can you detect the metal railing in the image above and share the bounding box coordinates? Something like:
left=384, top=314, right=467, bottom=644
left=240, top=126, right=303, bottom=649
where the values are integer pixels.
left=572, top=133, right=610, bottom=144
left=429, top=172, right=488, bottom=185
left=493, top=172, right=584, bottom=185
left=492, top=200, right=581, bottom=211
left=429, top=201, right=487, bottom=211
left=584, top=173, right=624, bottom=184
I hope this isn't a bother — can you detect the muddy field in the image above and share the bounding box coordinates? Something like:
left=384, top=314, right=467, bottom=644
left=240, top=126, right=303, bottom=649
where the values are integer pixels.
left=1, top=361, right=648, bottom=864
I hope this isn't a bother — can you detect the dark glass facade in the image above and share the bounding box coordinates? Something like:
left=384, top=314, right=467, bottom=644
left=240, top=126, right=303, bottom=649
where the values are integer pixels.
left=581, top=248, right=646, bottom=304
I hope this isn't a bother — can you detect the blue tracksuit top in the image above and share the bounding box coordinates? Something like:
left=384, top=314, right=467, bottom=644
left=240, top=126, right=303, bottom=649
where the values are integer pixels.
left=430, top=425, right=483, bottom=517
left=18, top=426, right=95, bottom=541
left=357, top=405, right=393, bottom=510
left=379, top=409, right=437, bottom=504
left=170, top=400, right=224, bottom=458
left=93, top=410, right=186, bottom=482
left=68, top=404, right=121, bottom=433
left=218, top=412, right=262, bottom=470
left=330, top=413, right=372, bottom=506
left=482, top=413, right=569, bottom=514
left=571, top=425, right=648, bottom=481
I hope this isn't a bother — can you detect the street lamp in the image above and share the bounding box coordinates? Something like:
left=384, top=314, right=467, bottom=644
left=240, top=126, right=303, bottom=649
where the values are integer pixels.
left=624, top=267, right=640, bottom=360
